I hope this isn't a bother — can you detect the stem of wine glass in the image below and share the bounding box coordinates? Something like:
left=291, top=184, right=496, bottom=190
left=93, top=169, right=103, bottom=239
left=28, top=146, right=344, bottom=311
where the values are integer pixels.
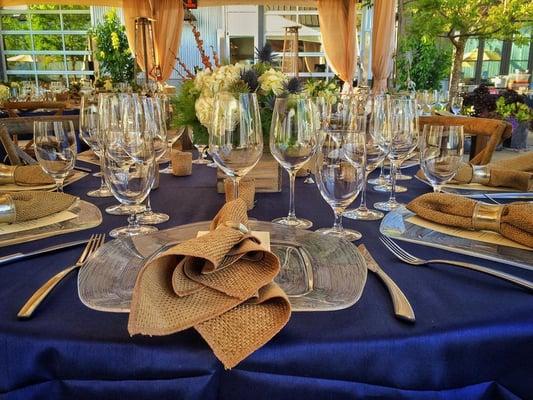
left=359, top=170, right=369, bottom=210
left=128, top=212, right=140, bottom=230
left=98, top=157, right=106, bottom=191
left=145, top=195, right=153, bottom=213
left=378, top=161, right=385, bottom=179
left=389, top=162, right=398, bottom=203
left=333, top=208, right=344, bottom=232
left=288, top=170, right=297, bottom=220
left=54, top=178, right=64, bottom=193
left=433, top=184, right=442, bottom=193
left=232, top=176, right=241, bottom=200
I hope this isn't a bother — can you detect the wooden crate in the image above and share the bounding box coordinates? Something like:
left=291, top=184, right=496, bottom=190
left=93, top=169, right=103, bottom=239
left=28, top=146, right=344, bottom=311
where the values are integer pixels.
left=216, top=153, right=282, bottom=193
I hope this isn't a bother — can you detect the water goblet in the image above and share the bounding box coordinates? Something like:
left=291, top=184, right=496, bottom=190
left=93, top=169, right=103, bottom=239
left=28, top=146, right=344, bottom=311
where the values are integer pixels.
left=33, top=120, right=77, bottom=192
left=451, top=96, right=464, bottom=115
left=210, top=92, right=263, bottom=202
left=270, top=96, right=319, bottom=229
left=420, top=125, right=464, bottom=192
left=189, top=128, right=210, bottom=165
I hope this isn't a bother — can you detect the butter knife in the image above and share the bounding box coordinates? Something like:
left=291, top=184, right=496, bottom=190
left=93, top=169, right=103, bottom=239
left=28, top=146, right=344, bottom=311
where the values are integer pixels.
left=0, top=239, right=89, bottom=266
left=358, top=244, right=416, bottom=323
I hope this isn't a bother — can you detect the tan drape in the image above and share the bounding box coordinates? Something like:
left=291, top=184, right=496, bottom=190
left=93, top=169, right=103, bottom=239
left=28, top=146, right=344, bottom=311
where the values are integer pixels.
left=0, top=0, right=122, bottom=5
left=317, top=0, right=357, bottom=84
left=1, top=0, right=316, bottom=6
left=371, top=0, right=397, bottom=93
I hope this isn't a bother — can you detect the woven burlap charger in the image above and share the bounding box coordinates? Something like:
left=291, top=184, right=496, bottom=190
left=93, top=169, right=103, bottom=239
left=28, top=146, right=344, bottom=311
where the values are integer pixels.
left=128, top=199, right=291, bottom=369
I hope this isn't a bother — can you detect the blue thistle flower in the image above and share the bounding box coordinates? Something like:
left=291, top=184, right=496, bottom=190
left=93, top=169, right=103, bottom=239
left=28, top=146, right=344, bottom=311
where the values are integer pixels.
left=284, top=77, right=303, bottom=94
left=240, top=69, right=259, bottom=92
left=255, top=43, right=276, bottom=64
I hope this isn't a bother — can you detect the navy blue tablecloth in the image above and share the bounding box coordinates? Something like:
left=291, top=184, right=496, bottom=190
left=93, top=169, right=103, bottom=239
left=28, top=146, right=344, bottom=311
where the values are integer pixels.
left=1, top=163, right=532, bottom=400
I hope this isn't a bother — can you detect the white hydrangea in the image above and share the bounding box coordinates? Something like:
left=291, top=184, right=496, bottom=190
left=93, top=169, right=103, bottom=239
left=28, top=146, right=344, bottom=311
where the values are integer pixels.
left=194, top=68, right=213, bottom=96
left=209, top=64, right=242, bottom=94
left=258, top=68, right=287, bottom=95
left=195, top=95, right=214, bottom=128
left=0, top=84, right=10, bottom=104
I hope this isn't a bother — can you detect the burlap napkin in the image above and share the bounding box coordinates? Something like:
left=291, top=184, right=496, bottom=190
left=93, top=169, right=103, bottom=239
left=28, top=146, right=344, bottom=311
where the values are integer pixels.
left=224, top=178, right=255, bottom=210
left=407, top=193, right=533, bottom=248
left=128, top=199, right=291, bottom=369
left=0, top=164, right=54, bottom=186
left=0, top=191, right=77, bottom=223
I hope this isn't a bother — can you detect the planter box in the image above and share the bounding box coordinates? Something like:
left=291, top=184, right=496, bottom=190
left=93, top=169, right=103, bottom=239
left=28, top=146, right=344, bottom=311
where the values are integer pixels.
left=216, top=153, right=282, bottom=193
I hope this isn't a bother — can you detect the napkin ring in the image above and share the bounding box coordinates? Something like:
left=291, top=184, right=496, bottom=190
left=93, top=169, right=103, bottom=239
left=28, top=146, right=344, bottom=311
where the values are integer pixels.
left=472, top=202, right=503, bottom=232
left=0, top=194, right=16, bottom=224
left=471, top=165, right=490, bottom=185
left=219, top=221, right=250, bottom=235
left=0, top=165, right=16, bottom=185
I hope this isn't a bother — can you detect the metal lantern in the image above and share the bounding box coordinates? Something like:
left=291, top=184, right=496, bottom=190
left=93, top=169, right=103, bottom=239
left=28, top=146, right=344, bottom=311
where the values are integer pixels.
left=281, top=26, right=300, bottom=77
left=134, top=16, right=161, bottom=83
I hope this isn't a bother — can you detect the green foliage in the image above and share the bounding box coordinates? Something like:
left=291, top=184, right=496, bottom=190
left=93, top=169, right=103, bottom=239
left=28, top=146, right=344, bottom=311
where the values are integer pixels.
left=496, top=97, right=533, bottom=122
left=89, top=9, right=134, bottom=83
left=171, top=80, right=208, bottom=144
left=396, top=36, right=452, bottom=90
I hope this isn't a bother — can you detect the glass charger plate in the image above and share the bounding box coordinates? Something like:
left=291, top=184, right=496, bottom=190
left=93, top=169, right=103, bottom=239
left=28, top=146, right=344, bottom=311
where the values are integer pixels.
left=380, top=207, right=533, bottom=270
left=78, top=221, right=367, bottom=312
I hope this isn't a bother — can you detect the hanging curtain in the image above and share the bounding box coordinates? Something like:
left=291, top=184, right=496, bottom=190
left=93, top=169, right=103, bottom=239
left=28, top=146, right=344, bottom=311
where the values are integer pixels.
left=153, top=0, right=184, bottom=81
left=371, top=0, right=397, bottom=93
left=0, top=0, right=122, bottom=5
left=122, top=0, right=154, bottom=75
left=317, top=0, right=357, bottom=84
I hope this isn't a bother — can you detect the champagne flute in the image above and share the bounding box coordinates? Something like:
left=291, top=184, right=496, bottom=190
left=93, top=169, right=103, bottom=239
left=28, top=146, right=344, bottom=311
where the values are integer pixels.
left=315, top=130, right=364, bottom=241
left=34, top=120, right=77, bottom=192
left=451, top=96, right=463, bottom=115
left=138, top=96, right=170, bottom=225
left=270, top=96, right=319, bottom=229
left=79, top=95, right=112, bottom=197
left=103, top=94, right=157, bottom=238
left=210, top=92, right=263, bottom=201
left=374, top=97, right=419, bottom=211
left=420, top=125, right=464, bottom=192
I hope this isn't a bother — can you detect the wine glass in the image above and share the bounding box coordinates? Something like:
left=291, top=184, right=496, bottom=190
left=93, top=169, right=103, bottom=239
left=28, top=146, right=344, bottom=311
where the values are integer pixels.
left=270, top=96, right=319, bottom=229
left=451, top=96, right=463, bottom=115
left=103, top=94, right=157, bottom=238
left=138, top=96, right=170, bottom=225
left=374, top=97, right=419, bottom=212
left=33, top=120, right=77, bottom=192
left=159, top=95, right=184, bottom=174
left=79, top=95, right=112, bottom=197
left=190, top=128, right=210, bottom=165
left=210, top=92, right=263, bottom=201
left=315, top=130, right=364, bottom=241
left=344, top=95, right=387, bottom=221
left=426, top=89, right=438, bottom=114
left=420, top=125, right=464, bottom=192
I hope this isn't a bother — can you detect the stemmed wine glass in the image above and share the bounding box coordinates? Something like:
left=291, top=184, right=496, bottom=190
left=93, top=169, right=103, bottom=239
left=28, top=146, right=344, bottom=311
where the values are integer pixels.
left=210, top=92, right=263, bottom=202
left=138, top=96, right=170, bottom=225
left=79, top=95, right=112, bottom=197
left=34, top=120, right=77, bottom=192
left=315, top=130, right=364, bottom=241
left=344, top=95, right=387, bottom=221
left=159, top=95, right=184, bottom=174
left=450, top=96, right=463, bottom=115
left=374, top=97, right=419, bottom=211
left=190, top=128, right=210, bottom=165
left=270, top=96, right=319, bottom=229
left=420, top=125, right=464, bottom=192
left=103, top=94, right=157, bottom=238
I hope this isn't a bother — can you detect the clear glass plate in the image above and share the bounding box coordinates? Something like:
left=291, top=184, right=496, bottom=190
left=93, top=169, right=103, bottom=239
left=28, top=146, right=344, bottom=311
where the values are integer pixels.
left=78, top=221, right=367, bottom=312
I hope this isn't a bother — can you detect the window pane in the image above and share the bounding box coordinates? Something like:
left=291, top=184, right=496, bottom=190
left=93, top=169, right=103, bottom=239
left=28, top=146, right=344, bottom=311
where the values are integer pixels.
left=60, top=5, right=90, bottom=11
left=229, top=37, right=255, bottom=64
left=480, top=40, right=502, bottom=80
left=29, top=13, right=61, bottom=30
left=64, top=34, right=87, bottom=51
left=3, top=34, right=32, bottom=50
left=33, top=34, right=64, bottom=51
left=6, top=57, right=34, bottom=71
left=63, top=14, right=91, bottom=30
left=1, top=14, right=30, bottom=30
left=298, top=15, right=319, bottom=28
left=65, top=55, right=86, bottom=71
left=461, top=39, right=479, bottom=83
left=36, top=55, right=65, bottom=71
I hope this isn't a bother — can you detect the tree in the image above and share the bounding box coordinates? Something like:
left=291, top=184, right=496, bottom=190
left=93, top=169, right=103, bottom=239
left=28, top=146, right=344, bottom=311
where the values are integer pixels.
left=405, top=0, right=533, bottom=98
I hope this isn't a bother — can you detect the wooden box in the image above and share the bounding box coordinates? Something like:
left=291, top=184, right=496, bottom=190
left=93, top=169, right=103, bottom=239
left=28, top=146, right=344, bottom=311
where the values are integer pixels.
left=216, top=153, right=282, bottom=193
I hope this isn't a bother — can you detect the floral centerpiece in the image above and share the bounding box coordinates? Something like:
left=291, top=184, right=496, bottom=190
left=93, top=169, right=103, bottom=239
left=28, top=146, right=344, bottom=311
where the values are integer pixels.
left=495, top=91, right=533, bottom=150
left=0, top=84, right=10, bottom=105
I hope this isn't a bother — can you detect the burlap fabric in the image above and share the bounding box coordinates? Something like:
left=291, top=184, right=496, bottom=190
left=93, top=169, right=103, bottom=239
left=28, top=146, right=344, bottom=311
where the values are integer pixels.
left=224, top=178, right=255, bottom=210
left=407, top=193, right=533, bottom=248
left=128, top=199, right=291, bottom=369
left=0, top=164, right=54, bottom=186
left=2, top=191, right=76, bottom=222
left=171, top=150, right=192, bottom=176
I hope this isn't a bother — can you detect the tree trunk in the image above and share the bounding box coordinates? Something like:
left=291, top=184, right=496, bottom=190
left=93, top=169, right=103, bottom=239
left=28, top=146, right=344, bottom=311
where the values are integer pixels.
left=449, top=37, right=466, bottom=100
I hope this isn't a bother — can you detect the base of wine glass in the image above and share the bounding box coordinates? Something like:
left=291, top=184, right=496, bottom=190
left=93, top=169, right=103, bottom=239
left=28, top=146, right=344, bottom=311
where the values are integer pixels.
left=92, top=172, right=102, bottom=178
left=137, top=211, right=170, bottom=225
left=87, top=186, right=112, bottom=198
left=368, top=176, right=388, bottom=186
left=386, top=173, right=412, bottom=181
left=272, top=216, right=313, bottom=229
left=343, top=207, right=384, bottom=221
left=315, top=227, right=362, bottom=241
left=159, top=164, right=173, bottom=174
left=373, top=200, right=404, bottom=212
left=109, top=224, right=158, bottom=238
left=373, top=184, right=408, bottom=193
left=106, top=204, right=146, bottom=216
left=193, top=158, right=210, bottom=165
left=207, top=161, right=217, bottom=168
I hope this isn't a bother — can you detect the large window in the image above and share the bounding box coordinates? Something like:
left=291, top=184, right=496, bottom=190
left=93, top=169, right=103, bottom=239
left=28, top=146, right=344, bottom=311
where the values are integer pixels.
left=0, top=5, right=92, bottom=86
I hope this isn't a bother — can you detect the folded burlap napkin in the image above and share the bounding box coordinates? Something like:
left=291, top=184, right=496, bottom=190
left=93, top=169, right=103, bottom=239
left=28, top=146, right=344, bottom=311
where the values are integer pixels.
left=407, top=193, right=533, bottom=248
left=0, top=164, right=54, bottom=186
left=128, top=199, right=291, bottom=368
left=224, top=178, right=255, bottom=210
left=0, top=191, right=77, bottom=223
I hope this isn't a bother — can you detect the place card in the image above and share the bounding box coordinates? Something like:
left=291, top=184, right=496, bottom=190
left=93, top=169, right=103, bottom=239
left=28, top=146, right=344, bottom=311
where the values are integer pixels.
left=407, top=215, right=531, bottom=251
left=0, top=210, right=77, bottom=236
left=197, top=230, right=271, bottom=251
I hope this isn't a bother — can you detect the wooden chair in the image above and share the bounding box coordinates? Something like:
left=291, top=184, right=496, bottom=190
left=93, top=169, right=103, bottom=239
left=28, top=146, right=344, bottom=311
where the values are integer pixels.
left=0, top=115, right=79, bottom=165
left=419, top=115, right=513, bottom=165
left=1, top=101, right=69, bottom=118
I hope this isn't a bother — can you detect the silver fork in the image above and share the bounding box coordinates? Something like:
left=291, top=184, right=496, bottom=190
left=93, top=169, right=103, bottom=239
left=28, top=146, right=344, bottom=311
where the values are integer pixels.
left=380, top=235, right=533, bottom=292
left=18, top=234, right=106, bottom=319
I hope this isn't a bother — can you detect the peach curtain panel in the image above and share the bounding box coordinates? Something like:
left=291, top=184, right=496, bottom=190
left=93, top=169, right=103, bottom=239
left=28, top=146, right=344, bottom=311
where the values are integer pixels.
left=0, top=0, right=122, bottom=5
left=371, top=0, right=397, bottom=93
left=317, top=0, right=357, bottom=84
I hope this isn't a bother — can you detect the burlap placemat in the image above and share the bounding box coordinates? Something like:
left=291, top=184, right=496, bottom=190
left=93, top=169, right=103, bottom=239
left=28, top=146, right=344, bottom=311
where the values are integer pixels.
left=0, top=164, right=54, bottom=186
left=0, top=191, right=76, bottom=223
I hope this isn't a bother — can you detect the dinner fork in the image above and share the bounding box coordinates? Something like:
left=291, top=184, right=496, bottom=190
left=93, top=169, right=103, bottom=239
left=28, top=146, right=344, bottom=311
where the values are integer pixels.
left=18, top=234, right=106, bottom=319
left=379, top=235, right=533, bottom=292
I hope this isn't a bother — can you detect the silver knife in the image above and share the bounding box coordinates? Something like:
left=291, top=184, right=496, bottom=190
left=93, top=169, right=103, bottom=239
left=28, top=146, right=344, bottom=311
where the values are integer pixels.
left=466, top=192, right=533, bottom=200
left=0, top=239, right=90, bottom=266
left=358, top=244, right=416, bottom=323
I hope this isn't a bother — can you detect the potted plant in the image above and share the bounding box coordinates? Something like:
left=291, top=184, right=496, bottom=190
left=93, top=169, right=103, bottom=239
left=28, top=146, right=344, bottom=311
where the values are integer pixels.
left=496, top=91, right=533, bottom=151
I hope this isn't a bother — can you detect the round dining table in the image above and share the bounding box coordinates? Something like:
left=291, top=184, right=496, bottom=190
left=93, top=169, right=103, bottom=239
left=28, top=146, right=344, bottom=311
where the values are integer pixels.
left=1, top=161, right=532, bottom=400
